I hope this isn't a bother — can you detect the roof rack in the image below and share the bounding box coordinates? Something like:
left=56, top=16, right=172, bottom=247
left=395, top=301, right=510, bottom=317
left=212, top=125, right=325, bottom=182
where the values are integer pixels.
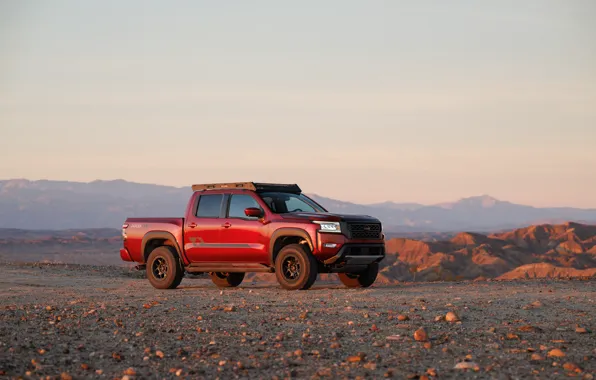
left=192, top=182, right=302, bottom=194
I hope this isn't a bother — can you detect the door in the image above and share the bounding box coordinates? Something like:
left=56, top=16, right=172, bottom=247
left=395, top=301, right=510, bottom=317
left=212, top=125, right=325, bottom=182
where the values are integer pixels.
left=184, top=193, right=226, bottom=262
left=220, top=193, right=269, bottom=263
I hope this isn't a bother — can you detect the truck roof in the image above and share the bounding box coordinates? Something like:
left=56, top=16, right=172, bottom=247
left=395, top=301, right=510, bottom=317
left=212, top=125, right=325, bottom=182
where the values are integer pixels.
left=191, top=182, right=302, bottom=194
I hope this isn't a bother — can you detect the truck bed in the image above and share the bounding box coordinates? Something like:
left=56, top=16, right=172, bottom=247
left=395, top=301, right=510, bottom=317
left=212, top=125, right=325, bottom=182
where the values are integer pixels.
left=122, top=217, right=184, bottom=263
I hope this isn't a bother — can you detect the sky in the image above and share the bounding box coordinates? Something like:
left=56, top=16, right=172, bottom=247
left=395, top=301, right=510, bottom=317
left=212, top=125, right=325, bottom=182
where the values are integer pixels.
left=1, top=0, right=595, bottom=208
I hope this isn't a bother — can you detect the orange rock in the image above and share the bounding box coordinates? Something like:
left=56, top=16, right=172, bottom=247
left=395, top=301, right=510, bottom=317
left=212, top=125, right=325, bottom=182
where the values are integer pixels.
left=547, top=348, right=566, bottom=358
left=414, top=328, right=428, bottom=342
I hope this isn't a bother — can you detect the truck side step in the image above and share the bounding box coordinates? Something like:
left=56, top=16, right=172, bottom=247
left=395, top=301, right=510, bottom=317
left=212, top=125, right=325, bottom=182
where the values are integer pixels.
left=186, top=263, right=273, bottom=273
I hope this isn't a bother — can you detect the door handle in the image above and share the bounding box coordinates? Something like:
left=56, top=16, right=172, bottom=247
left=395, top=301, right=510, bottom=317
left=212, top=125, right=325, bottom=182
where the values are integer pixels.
left=222, top=222, right=232, bottom=228
left=188, top=223, right=197, bottom=228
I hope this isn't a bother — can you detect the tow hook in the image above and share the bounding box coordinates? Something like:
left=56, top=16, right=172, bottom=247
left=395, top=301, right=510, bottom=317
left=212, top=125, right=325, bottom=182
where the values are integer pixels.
left=135, top=264, right=146, bottom=271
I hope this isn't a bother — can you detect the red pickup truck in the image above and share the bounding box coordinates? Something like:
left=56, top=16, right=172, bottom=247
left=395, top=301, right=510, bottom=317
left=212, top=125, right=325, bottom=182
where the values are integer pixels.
left=119, top=182, right=385, bottom=290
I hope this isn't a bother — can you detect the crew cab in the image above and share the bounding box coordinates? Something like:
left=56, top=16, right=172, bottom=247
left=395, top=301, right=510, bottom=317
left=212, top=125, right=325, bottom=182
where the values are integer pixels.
left=120, top=182, right=385, bottom=290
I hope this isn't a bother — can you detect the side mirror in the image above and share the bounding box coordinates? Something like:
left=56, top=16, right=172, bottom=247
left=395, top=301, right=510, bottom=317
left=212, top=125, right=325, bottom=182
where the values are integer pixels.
left=244, top=207, right=263, bottom=218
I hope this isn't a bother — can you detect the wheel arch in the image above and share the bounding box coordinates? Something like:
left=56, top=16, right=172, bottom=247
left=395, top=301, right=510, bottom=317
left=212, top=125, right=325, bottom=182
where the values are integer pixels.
left=269, top=228, right=314, bottom=265
left=142, top=231, right=185, bottom=264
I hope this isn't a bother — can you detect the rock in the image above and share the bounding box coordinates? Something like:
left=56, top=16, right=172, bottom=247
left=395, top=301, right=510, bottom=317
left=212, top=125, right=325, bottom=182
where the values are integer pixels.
left=548, top=349, right=566, bottom=358
left=488, top=327, right=496, bottom=333
left=518, top=325, right=539, bottom=332
left=384, top=369, right=394, bottom=378
left=397, top=315, right=409, bottom=321
left=445, top=312, right=460, bottom=322
left=363, top=362, right=377, bottom=370
left=60, top=373, right=72, bottom=380
left=386, top=335, right=401, bottom=341
left=563, top=362, right=582, bottom=373
left=423, top=342, right=432, bottom=349
left=414, top=328, right=428, bottom=342
left=316, top=367, right=332, bottom=377
left=123, top=368, right=136, bottom=376
left=506, top=333, right=520, bottom=340
left=426, top=368, right=438, bottom=377
left=223, top=306, right=236, bottom=312
left=156, top=350, right=165, bottom=359
left=454, top=362, right=479, bottom=371
left=434, top=316, right=445, bottom=322
left=531, top=353, right=544, bottom=361
left=576, top=327, right=590, bottom=334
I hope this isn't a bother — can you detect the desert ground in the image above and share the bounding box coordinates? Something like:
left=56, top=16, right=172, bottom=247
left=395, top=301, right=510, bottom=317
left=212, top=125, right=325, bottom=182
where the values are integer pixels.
left=0, top=262, right=595, bottom=380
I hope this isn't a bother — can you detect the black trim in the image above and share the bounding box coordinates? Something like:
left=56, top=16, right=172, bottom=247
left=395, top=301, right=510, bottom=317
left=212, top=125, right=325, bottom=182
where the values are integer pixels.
left=221, top=193, right=231, bottom=218
left=186, top=262, right=273, bottom=273
left=269, top=228, right=314, bottom=264
left=254, top=183, right=301, bottom=193
left=141, top=231, right=187, bottom=263
left=323, top=243, right=385, bottom=265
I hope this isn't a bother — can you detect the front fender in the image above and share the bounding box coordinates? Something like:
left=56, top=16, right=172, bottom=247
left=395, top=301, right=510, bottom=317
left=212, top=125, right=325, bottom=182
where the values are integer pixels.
left=269, top=228, right=315, bottom=264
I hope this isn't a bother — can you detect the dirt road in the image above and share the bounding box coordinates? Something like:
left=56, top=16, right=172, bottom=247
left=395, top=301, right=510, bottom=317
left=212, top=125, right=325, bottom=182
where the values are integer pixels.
left=0, top=262, right=594, bottom=379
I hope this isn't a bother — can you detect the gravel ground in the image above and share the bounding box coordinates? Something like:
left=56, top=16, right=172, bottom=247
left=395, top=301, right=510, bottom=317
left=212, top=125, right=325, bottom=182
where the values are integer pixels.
left=0, top=262, right=595, bottom=380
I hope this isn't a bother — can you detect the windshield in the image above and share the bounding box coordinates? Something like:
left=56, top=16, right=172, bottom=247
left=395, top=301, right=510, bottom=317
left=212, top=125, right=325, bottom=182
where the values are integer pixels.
left=258, top=192, right=326, bottom=214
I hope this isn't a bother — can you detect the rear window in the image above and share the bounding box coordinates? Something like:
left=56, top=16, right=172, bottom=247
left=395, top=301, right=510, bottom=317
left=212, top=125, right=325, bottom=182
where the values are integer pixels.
left=196, top=194, right=223, bottom=218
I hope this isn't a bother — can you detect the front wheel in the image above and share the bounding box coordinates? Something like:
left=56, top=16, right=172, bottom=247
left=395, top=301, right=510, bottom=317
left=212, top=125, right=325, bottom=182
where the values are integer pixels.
left=338, top=262, right=379, bottom=288
left=146, top=246, right=184, bottom=289
left=275, top=244, right=318, bottom=290
left=210, top=272, right=245, bottom=288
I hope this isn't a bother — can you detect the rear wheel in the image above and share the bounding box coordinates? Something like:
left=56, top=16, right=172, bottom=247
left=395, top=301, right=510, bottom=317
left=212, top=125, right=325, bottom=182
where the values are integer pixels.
left=210, top=272, right=245, bottom=288
left=338, top=262, right=379, bottom=288
left=146, top=246, right=184, bottom=289
left=275, top=244, right=318, bottom=290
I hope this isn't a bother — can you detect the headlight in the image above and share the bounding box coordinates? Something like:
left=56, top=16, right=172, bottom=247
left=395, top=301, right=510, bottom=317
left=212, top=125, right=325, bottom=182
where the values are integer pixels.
left=313, top=221, right=341, bottom=233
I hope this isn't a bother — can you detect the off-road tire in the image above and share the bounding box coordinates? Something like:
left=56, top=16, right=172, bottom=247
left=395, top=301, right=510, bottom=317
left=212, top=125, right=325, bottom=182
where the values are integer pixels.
left=146, top=246, right=184, bottom=289
left=210, top=272, right=245, bottom=288
left=275, top=244, right=318, bottom=290
left=338, top=262, right=379, bottom=288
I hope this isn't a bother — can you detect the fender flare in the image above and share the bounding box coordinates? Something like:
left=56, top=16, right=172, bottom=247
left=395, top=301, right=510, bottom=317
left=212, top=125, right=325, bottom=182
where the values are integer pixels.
left=141, top=231, right=186, bottom=264
left=269, top=228, right=314, bottom=264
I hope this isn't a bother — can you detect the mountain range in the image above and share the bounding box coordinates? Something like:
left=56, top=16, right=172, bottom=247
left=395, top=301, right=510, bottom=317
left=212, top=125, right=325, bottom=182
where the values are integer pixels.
left=1, top=179, right=596, bottom=231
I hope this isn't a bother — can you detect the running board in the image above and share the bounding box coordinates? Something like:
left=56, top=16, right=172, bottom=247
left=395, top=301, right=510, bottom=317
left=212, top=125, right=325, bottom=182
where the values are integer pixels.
left=185, top=263, right=273, bottom=273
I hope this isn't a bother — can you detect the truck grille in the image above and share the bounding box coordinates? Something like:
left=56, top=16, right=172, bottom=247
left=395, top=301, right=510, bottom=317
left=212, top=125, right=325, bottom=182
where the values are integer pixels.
left=348, top=223, right=382, bottom=239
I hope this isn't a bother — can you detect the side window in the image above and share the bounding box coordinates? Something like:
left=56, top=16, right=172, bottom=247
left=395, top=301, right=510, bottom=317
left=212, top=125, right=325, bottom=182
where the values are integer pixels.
left=196, top=194, right=223, bottom=218
left=228, top=194, right=262, bottom=219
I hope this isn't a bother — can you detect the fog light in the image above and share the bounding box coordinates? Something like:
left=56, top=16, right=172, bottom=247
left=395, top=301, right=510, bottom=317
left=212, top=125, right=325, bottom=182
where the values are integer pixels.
left=323, top=243, right=338, bottom=248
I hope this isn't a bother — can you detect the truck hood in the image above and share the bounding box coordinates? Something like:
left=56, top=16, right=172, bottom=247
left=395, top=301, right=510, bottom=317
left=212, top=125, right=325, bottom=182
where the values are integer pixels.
left=279, top=212, right=381, bottom=224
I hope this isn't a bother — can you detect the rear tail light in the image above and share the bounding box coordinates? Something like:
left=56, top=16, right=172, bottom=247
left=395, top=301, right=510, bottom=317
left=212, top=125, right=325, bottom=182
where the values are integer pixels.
left=122, top=223, right=128, bottom=240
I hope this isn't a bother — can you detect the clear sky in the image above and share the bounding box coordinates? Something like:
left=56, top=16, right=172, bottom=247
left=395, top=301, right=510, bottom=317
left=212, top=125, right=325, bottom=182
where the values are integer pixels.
left=1, top=1, right=595, bottom=207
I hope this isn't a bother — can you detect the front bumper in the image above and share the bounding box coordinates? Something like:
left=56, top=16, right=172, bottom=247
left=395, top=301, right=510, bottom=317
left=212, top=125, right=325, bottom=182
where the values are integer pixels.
left=322, top=243, right=385, bottom=270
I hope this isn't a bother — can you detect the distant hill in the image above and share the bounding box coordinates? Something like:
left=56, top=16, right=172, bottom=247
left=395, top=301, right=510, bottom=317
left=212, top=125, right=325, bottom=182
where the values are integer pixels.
left=1, top=179, right=596, bottom=231
left=1, top=222, right=595, bottom=282
left=378, top=221, right=596, bottom=283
